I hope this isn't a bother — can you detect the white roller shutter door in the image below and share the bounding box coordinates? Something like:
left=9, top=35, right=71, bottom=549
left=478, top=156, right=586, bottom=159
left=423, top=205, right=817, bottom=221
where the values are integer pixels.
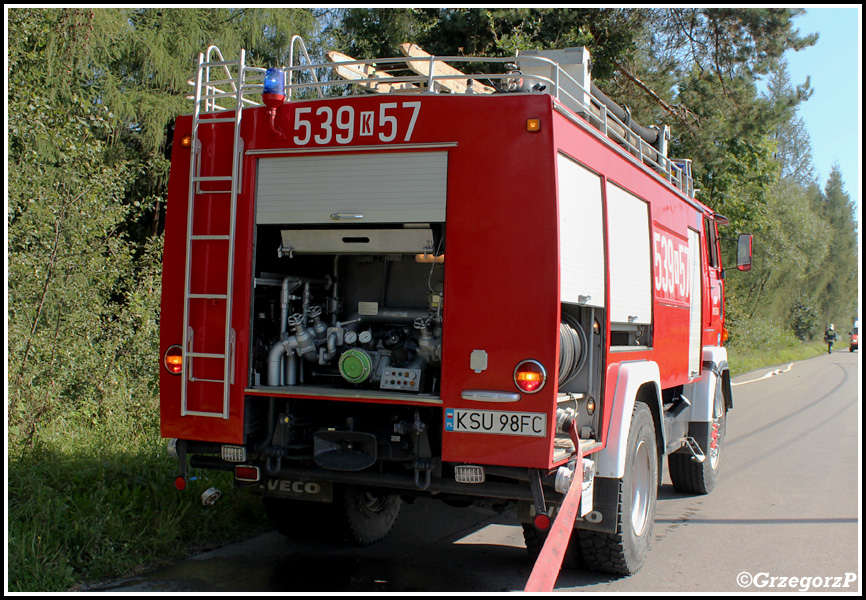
left=558, top=154, right=605, bottom=308
left=606, top=184, right=652, bottom=325
left=256, top=152, right=447, bottom=224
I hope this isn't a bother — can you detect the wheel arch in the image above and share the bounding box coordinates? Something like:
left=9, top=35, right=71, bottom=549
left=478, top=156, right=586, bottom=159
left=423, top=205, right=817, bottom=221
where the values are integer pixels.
left=595, top=361, right=664, bottom=479
left=684, top=346, right=732, bottom=422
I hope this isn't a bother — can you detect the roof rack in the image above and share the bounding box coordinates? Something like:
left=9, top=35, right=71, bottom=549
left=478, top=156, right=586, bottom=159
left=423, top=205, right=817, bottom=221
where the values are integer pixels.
left=187, top=39, right=694, bottom=198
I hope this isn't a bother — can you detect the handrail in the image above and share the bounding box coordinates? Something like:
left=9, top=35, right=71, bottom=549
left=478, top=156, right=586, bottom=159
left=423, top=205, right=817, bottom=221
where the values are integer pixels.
left=287, top=34, right=324, bottom=101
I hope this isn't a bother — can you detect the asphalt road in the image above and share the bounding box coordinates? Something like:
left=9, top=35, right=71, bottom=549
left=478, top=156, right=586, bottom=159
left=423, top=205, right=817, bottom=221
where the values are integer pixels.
left=90, top=350, right=860, bottom=593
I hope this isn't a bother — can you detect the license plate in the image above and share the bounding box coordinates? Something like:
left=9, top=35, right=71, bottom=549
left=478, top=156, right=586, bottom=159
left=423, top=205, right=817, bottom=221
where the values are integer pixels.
left=445, top=408, right=547, bottom=437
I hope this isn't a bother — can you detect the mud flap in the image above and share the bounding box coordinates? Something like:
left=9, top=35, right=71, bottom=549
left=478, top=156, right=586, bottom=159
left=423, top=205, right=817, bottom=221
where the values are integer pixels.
left=524, top=428, right=584, bottom=592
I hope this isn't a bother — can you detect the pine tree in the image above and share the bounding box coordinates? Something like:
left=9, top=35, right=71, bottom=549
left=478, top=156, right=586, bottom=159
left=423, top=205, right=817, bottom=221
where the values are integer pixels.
left=813, top=165, right=858, bottom=328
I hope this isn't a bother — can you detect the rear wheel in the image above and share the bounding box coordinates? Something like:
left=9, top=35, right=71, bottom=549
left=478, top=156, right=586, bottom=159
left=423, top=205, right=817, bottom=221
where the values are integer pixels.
left=521, top=522, right=585, bottom=569
left=264, top=484, right=401, bottom=545
left=339, top=486, right=402, bottom=546
left=576, top=402, right=658, bottom=575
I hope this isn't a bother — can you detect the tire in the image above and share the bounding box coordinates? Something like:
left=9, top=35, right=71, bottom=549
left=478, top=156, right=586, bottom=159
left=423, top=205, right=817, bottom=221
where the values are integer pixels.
left=265, top=485, right=401, bottom=546
left=521, top=522, right=585, bottom=569
left=669, top=389, right=727, bottom=495
left=338, top=485, right=402, bottom=546
left=576, top=402, right=658, bottom=575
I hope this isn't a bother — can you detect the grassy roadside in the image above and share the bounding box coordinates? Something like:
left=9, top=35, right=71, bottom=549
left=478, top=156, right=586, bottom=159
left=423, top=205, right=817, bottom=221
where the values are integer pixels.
left=727, top=338, right=829, bottom=376
left=7, top=424, right=268, bottom=592
left=6, top=337, right=845, bottom=592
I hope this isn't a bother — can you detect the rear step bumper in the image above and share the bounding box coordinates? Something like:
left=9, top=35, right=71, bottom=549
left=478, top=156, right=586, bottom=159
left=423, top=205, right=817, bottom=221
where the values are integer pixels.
left=189, top=454, right=564, bottom=504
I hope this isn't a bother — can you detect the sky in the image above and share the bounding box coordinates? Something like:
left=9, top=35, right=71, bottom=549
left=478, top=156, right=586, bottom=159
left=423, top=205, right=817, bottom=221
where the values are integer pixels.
left=783, top=6, right=861, bottom=212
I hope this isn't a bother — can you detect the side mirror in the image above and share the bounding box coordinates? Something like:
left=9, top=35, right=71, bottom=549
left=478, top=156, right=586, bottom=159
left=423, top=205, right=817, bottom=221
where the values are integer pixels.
left=736, top=233, right=753, bottom=272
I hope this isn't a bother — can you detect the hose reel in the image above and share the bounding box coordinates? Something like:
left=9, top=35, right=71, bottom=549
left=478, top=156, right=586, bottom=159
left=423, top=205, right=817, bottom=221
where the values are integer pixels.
left=559, top=313, right=588, bottom=388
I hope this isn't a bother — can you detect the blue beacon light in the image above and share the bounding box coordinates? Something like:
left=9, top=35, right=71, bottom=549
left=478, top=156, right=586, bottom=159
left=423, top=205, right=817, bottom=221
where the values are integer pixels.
left=263, top=68, right=285, bottom=97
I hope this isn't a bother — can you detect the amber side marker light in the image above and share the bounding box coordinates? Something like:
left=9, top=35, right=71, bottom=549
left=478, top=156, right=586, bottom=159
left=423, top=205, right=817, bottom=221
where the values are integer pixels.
left=164, top=345, right=183, bottom=375
left=180, top=135, right=193, bottom=148
left=526, top=118, right=542, bottom=133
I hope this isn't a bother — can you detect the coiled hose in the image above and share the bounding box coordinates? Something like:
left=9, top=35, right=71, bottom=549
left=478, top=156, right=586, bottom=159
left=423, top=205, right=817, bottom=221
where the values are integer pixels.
left=559, top=313, right=588, bottom=388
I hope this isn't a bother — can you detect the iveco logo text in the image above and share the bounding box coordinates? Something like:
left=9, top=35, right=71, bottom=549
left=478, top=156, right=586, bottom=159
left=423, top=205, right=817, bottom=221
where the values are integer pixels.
left=267, top=480, right=321, bottom=494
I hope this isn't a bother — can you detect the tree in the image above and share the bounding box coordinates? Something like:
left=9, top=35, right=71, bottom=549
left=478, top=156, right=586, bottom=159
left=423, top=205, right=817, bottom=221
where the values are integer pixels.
left=766, top=64, right=817, bottom=187
left=789, top=295, right=821, bottom=341
left=812, top=165, right=858, bottom=328
left=327, top=8, right=827, bottom=346
left=7, top=8, right=321, bottom=445
left=8, top=9, right=143, bottom=442
left=328, top=8, right=648, bottom=77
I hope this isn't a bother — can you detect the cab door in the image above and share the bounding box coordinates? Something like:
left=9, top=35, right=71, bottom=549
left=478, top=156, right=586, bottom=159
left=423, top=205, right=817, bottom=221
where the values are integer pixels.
left=703, top=217, right=724, bottom=345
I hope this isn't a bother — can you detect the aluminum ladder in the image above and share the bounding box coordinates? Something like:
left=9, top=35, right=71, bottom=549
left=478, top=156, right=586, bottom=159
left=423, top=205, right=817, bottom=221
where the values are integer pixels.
left=180, top=46, right=257, bottom=418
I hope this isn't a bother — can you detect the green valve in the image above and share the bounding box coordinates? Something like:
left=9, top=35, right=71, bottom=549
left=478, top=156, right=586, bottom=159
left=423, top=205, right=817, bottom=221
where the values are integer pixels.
left=338, top=349, right=373, bottom=383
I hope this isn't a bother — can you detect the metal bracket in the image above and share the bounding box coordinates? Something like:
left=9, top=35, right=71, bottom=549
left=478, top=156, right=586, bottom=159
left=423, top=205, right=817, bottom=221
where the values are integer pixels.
left=528, top=468, right=548, bottom=523
left=682, top=437, right=706, bottom=463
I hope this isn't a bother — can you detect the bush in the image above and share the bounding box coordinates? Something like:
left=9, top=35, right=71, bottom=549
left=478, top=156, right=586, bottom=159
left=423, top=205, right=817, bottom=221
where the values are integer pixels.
left=789, top=295, right=821, bottom=341
left=727, top=316, right=800, bottom=351
left=726, top=317, right=825, bottom=375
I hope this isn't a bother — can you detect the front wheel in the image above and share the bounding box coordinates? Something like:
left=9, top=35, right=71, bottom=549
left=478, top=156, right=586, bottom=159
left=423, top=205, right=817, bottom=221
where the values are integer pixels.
left=576, top=402, right=658, bottom=575
left=669, top=394, right=727, bottom=495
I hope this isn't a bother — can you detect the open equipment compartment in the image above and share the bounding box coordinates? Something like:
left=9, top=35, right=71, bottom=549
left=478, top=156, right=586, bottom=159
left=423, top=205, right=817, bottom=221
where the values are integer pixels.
left=249, top=221, right=445, bottom=399
left=248, top=147, right=448, bottom=399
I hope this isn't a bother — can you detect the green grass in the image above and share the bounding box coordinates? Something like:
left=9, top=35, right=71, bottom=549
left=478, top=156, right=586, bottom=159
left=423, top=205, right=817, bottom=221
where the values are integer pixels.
left=7, top=425, right=268, bottom=592
left=726, top=317, right=832, bottom=375
left=728, top=339, right=828, bottom=376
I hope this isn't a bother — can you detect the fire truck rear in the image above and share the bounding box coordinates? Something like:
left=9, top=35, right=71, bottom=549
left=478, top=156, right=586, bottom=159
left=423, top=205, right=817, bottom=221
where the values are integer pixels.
left=159, top=39, right=753, bottom=580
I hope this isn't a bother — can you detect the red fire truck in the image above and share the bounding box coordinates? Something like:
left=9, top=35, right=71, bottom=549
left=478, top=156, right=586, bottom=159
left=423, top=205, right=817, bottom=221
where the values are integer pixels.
left=160, top=39, right=752, bottom=583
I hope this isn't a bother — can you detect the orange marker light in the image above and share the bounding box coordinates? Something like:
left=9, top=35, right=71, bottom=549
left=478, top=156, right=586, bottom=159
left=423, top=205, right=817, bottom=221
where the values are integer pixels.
left=514, top=360, right=547, bottom=394
left=180, top=135, right=193, bottom=148
left=164, top=345, right=183, bottom=375
left=526, top=118, right=541, bottom=132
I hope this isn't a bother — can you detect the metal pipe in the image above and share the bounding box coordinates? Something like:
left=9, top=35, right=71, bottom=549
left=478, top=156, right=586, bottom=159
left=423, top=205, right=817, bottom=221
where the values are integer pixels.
left=267, top=336, right=290, bottom=386
left=344, top=308, right=431, bottom=326
left=590, top=82, right=659, bottom=146
left=280, top=276, right=302, bottom=335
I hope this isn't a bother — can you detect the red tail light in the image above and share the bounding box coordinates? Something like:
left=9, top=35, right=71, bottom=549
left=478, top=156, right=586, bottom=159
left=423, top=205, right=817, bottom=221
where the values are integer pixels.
left=164, top=345, right=183, bottom=375
left=533, top=513, right=551, bottom=530
left=235, top=465, right=261, bottom=482
left=514, top=360, right=547, bottom=394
